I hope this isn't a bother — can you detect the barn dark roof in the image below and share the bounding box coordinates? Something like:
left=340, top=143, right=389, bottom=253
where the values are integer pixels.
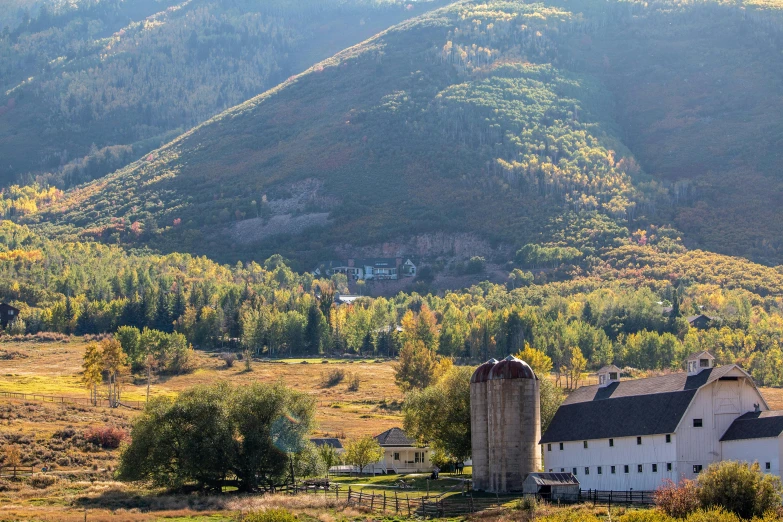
left=721, top=411, right=783, bottom=442
left=375, top=427, right=416, bottom=447
left=310, top=438, right=344, bottom=450
left=488, top=355, right=536, bottom=380
left=541, top=366, right=737, bottom=444
left=470, top=359, right=498, bottom=384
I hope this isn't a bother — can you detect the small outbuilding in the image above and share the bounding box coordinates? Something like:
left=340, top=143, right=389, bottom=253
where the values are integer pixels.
left=0, top=303, right=19, bottom=329
left=522, top=473, right=580, bottom=501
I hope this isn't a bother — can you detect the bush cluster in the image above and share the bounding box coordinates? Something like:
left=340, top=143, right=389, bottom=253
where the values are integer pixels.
left=83, top=426, right=128, bottom=450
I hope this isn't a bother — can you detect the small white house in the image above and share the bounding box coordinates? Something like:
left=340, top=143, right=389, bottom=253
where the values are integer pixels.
left=373, top=427, right=432, bottom=474
left=541, top=352, right=774, bottom=491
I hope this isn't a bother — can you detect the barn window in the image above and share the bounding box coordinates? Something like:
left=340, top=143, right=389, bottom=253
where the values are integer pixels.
left=547, top=444, right=551, bottom=452
left=559, top=443, right=564, bottom=450
left=573, top=468, right=577, bottom=475
left=637, top=464, right=643, bottom=473
left=766, top=462, right=771, bottom=470
left=693, top=419, right=703, bottom=428
left=609, top=438, right=614, bottom=447
left=666, top=434, right=671, bottom=443
left=560, top=468, right=565, bottom=472
left=624, top=465, right=629, bottom=474
left=611, top=466, right=616, bottom=474
left=597, top=466, right=602, bottom=475
left=700, top=358, right=710, bottom=367
left=549, top=469, right=553, bottom=472
left=583, top=441, right=588, bottom=449
left=585, top=467, right=590, bottom=475
left=667, top=463, right=672, bottom=472
left=637, top=437, right=642, bottom=445
left=693, top=465, right=703, bottom=474
left=652, top=464, right=658, bottom=473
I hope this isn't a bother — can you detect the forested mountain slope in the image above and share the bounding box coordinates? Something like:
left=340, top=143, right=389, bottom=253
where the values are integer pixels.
left=0, top=0, right=435, bottom=188
left=28, top=0, right=783, bottom=267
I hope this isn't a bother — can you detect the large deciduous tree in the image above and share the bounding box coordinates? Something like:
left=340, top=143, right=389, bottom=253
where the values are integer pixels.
left=343, top=435, right=384, bottom=477
left=118, top=381, right=315, bottom=492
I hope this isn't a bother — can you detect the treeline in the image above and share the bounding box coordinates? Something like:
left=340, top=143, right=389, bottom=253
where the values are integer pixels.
left=2, top=222, right=783, bottom=386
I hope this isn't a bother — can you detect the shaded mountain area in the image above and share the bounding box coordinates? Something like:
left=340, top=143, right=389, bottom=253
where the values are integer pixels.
left=0, top=0, right=437, bottom=188
left=27, top=0, right=783, bottom=268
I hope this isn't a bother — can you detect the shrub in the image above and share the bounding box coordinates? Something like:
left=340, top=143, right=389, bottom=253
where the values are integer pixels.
left=83, top=425, right=128, bottom=449
left=220, top=352, right=237, bottom=368
left=346, top=372, right=360, bottom=391
left=242, top=509, right=297, bottom=522
left=320, top=368, right=344, bottom=388
left=619, top=511, right=672, bottom=522
left=683, top=508, right=741, bottom=522
left=697, top=461, right=783, bottom=519
left=654, top=478, right=701, bottom=518
left=466, top=256, right=486, bottom=274
left=29, top=473, right=56, bottom=489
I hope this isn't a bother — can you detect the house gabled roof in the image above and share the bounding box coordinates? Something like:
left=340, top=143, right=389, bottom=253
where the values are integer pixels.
left=540, top=365, right=740, bottom=444
left=720, top=411, right=783, bottom=442
left=687, top=315, right=716, bottom=324
left=597, top=365, right=622, bottom=374
left=375, top=427, right=416, bottom=447
left=310, top=437, right=344, bottom=450
left=359, top=258, right=398, bottom=268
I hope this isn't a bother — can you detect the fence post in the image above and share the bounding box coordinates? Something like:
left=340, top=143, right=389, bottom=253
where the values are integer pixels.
left=370, top=492, right=374, bottom=511
left=383, top=491, right=386, bottom=512
left=395, top=491, right=399, bottom=513
left=407, top=495, right=411, bottom=516
left=348, top=486, right=352, bottom=502
left=609, top=490, right=612, bottom=510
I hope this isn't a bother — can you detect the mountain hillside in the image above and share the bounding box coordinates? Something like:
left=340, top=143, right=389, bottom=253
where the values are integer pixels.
left=30, top=0, right=783, bottom=268
left=0, top=0, right=435, bottom=187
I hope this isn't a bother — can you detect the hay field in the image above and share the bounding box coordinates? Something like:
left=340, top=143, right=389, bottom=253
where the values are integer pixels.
left=0, top=338, right=404, bottom=439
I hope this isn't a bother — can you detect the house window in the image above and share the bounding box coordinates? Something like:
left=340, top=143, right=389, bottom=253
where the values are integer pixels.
left=584, top=441, right=588, bottom=449
left=394, top=453, right=400, bottom=461
left=693, top=465, right=703, bottom=474
left=693, top=419, right=703, bottom=428
left=611, top=466, right=616, bottom=474
left=637, top=464, right=643, bottom=473
left=766, top=462, right=771, bottom=470
left=559, top=443, right=564, bottom=450
left=7, top=310, right=13, bottom=316
left=547, top=444, right=552, bottom=452
left=609, top=438, right=614, bottom=447
left=637, top=437, right=642, bottom=445
left=652, top=464, right=658, bottom=473
left=624, top=465, right=629, bottom=474
left=666, top=434, right=671, bottom=443
left=573, top=468, right=578, bottom=475
left=597, top=466, right=603, bottom=475
left=415, top=452, right=424, bottom=463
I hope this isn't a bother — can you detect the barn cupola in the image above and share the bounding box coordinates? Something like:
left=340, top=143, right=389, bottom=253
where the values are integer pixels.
left=685, top=351, right=715, bottom=376
left=597, top=365, right=622, bottom=388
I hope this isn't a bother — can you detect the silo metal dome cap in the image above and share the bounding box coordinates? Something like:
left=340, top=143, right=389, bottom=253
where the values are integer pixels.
left=470, top=358, right=498, bottom=383
left=488, top=355, right=537, bottom=380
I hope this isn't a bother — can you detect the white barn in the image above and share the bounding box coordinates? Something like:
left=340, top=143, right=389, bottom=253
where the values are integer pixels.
left=540, top=352, right=778, bottom=491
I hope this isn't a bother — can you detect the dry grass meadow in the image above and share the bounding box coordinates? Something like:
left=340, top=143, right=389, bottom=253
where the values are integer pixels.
left=2, top=337, right=783, bottom=521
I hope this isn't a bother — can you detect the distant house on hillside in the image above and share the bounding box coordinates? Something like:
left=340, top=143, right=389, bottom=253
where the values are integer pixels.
left=687, top=314, right=717, bottom=330
left=0, top=303, right=20, bottom=329
left=313, top=258, right=418, bottom=281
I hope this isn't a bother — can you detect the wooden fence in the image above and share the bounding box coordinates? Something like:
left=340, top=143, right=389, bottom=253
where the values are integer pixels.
left=0, top=391, right=144, bottom=410
left=338, top=486, right=656, bottom=517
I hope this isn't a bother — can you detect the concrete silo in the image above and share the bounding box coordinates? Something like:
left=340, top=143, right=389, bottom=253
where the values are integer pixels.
left=474, top=355, right=541, bottom=493
left=469, top=358, right=497, bottom=491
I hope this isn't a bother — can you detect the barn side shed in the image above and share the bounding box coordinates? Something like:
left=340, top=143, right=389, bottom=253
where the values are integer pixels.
left=522, top=473, right=580, bottom=501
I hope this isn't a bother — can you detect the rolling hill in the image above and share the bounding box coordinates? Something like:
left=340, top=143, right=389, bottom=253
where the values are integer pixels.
left=25, top=0, right=783, bottom=268
left=0, top=0, right=438, bottom=188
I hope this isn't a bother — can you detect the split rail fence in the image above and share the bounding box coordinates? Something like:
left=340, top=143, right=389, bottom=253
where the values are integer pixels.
left=0, top=391, right=144, bottom=409
left=290, top=485, right=656, bottom=518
